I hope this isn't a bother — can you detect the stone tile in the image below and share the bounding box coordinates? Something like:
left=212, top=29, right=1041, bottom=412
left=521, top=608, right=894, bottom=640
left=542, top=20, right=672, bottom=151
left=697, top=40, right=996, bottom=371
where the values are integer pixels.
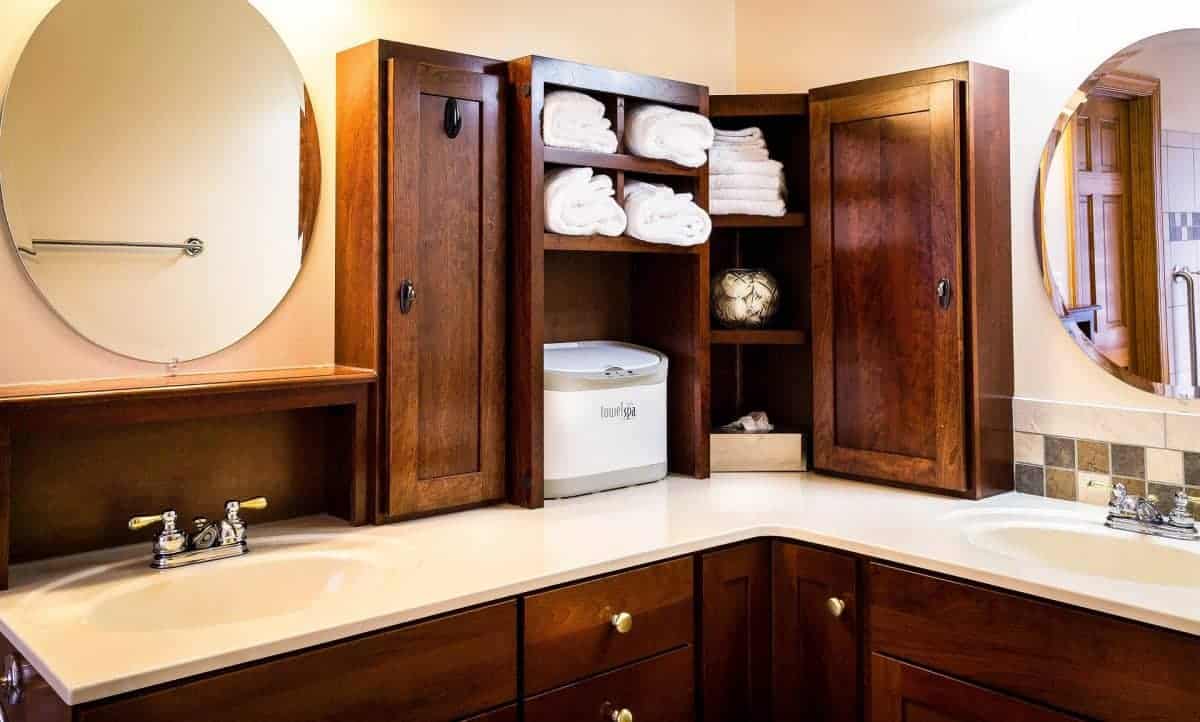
left=1013, top=432, right=1044, bottom=466
left=1045, top=468, right=1077, bottom=501
left=1165, top=413, right=1200, bottom=453
left=1114, top=477, right=1146, bottom=498
left=1111, top=444, right=1146, bottom=479
left=1012, top=399, right=1165, bottom=447
left=1076, top=472, right=1111, bottom=506
left=1044, top=436, right=1076, bottom=469
left=1189, top=486, right=1200, bottom=518
left=1076, top=440, right=1109, bottom=473
left=1146, top=448, right=1184, bottom=484
left=1149, top=482, right=1184, bottom=515
left=1185, top=453, right=1200, bottom=485
left=1014, top=464, right=1045, bottom=496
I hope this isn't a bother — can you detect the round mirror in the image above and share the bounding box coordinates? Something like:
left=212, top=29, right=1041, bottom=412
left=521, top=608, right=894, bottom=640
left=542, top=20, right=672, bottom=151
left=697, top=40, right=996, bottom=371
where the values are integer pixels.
left=0, top=0, right=319, bottom=363
left=1037, top=29, right=1200, bottom=399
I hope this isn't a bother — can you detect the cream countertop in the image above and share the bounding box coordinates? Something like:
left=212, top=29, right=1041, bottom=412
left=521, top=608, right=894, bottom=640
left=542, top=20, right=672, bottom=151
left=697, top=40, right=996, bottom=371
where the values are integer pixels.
left=2, top=472, right=1198, bottom=705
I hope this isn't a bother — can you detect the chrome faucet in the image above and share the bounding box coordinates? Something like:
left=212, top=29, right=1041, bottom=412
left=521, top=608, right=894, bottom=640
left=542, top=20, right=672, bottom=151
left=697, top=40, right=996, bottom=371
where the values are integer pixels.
left=1106, top=483, right=1197, bottom=541
left=128, top=496, right=268, bottom=569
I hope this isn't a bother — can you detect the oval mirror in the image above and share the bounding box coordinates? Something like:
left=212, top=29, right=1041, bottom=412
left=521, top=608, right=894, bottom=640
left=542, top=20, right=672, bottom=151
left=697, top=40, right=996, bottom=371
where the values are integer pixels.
left=1037, top=29, right=1200, bottom=399
left=0, top=0, right=319, bottom=363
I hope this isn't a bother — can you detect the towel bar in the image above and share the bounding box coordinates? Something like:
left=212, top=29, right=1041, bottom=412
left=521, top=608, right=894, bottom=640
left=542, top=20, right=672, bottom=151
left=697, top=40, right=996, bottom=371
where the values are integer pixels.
left=26, top=237, right=204, bottom=257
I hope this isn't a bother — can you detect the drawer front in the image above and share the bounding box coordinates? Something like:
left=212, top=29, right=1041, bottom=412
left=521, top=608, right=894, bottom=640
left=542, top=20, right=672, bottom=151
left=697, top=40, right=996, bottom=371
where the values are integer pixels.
left=525, top=647, right=695, bottom=722
left=461, top=705, right=518, bottom=722
left=79, top=601, right=517, bottom=722
left=524, top=557, right=694, bottom=694
left=868, top=563, right=1200, bottom=722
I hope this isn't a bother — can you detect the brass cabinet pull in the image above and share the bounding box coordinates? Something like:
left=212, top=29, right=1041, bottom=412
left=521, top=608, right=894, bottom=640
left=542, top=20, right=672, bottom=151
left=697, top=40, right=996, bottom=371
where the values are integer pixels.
left=611, top=612, right=633, bottom=634
left=826, top=597, right=846, bottom=618
left=610, top=708, right=633, bottom=722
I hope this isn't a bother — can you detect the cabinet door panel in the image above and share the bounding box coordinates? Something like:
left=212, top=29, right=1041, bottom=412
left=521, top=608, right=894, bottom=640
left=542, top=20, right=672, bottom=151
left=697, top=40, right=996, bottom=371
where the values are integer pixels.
left=870, top=655, right=1081, bottom=722
left=812, top=80, right=966, bottom=491
left=700, top=541, right=771, bottom=722
left=773, top=542, right=858, bottom=722
left=386, top=62, right=506, bottom=518
left=525, top=647, right=694, bottom=722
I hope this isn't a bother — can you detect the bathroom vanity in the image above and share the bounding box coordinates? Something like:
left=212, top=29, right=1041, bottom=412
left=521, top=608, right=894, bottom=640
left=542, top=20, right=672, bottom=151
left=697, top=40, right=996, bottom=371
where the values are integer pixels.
left=1, top=475, right=1197, bottom=722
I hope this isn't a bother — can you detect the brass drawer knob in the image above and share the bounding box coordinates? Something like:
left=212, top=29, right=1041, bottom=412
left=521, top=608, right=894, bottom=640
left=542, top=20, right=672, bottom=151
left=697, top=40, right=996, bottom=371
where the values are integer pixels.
left=611, top=612, right=633, bottom=634
left=611, top=708, right=633, bottom=722
left=826, top=597, right=846, bottom=618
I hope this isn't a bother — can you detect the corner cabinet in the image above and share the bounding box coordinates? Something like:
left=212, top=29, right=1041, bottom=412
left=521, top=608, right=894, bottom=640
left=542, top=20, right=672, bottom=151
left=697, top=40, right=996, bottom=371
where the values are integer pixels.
left=336, top=41, right=508, bottom=521
left=808, top=62, right=1013, bottom=497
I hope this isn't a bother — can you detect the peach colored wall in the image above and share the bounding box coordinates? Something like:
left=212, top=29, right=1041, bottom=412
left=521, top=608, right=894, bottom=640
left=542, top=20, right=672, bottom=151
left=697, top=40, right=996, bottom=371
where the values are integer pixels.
left=735, top=0, right=1200, bottom=415
left=0, top=0, right=737, bottom=384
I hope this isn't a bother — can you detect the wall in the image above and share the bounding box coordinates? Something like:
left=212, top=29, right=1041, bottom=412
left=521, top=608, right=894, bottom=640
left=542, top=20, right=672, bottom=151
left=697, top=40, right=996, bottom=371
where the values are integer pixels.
left=0, top=0, right=737, bottom=384
left=735, top=0, right=1200, bottom=421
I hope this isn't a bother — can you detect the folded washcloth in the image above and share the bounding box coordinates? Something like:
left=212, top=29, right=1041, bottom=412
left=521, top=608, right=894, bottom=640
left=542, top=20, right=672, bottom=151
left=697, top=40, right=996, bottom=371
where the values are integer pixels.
left=710, top=146, right=770, bottom=162
left=710, top=158, right=784, bottom=177
left=624, top=180, right=711, bottom=246
left=710, top=187, right=784, bottom=202
left=544, top=167, right=627, bottom=236
left=543, top=90, right=618, bottom=154
left=713, top=127, right=765, bottom=145
left=710, top=198, right=787, bottom=217
left=625, top=104, right=714, bottom=168
left=710, top=173, right=786, bottom=191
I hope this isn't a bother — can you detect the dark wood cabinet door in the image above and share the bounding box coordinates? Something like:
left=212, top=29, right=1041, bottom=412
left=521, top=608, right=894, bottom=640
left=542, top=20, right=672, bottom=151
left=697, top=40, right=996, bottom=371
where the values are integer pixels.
left=525, top=647, right=694, bottom=722
left=773, top=542, right=858, bottom=722
left=460, top=706, right=518, bottom=722
left=700, top=541, right=771, bottom=722
left=385, top=62, right=506, bottom=518
left=810, top=79, right=967, bottom=491
left=870, top=655, right=1081, bottom=722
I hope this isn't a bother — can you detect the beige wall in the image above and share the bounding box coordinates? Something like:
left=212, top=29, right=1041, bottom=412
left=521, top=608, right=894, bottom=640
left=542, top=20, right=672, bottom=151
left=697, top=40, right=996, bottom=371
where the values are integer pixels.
left=736, top=0, right=1200, bottom=415
left=0, top=0, right=737, bottom=384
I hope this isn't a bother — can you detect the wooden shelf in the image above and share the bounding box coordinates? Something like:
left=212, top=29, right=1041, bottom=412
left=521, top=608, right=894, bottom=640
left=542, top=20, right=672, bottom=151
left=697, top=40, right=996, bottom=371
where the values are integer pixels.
left=543, top=147, right=699, bottom=177
left=545, top=233, right=703, bottom=254
left=711, top=329, right=808, bottom=345
left=712, top=212, right=807, bottom=229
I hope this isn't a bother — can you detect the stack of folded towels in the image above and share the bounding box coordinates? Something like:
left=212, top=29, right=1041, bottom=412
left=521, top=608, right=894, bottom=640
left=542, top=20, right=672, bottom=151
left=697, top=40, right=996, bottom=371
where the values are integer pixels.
left=623, top=181, right=711, bottom=247
left=543, top=90, right=619, bottom=153
left=625, top=104, right=714, bottom=168
left=544, top=167, right=627, bottom=236
left=708, top=127, right=787, bottom=217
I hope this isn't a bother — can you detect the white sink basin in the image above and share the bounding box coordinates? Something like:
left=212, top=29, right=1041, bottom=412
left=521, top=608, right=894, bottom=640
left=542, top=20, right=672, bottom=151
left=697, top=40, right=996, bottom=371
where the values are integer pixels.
left=26, top=534, right=400, bottom=632
left=955, top=509, right=1200, bottom=589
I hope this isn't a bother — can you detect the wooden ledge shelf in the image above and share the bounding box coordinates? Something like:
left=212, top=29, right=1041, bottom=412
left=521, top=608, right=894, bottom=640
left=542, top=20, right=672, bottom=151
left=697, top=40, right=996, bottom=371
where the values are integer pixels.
left=543, top=147, right=700, bottom=177
left=712, top=212, right=808, bottom=229
left=545, top=233, right=704, bottom=255
left=711, top=329, right=808, bottom=345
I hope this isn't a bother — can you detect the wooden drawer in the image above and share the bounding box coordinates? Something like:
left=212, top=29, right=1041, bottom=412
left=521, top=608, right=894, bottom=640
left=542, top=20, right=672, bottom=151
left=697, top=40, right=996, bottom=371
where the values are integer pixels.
left=868, top=563, right=1200, bottom=722
left=525, top=647, right=695, bottom=722
left=78, top=601, right=518, bottom=722
left=524, top=557, right=694, bottom=694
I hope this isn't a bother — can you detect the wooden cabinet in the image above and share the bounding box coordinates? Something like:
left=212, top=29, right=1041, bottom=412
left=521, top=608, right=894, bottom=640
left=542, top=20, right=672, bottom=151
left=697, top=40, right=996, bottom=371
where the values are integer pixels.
left=869, top=655, right=1080, bottom=722
left=525, top=647, right=695, bottom=722
left=700, top=542, right=772, bottom=722
left=773, top=542, right=858, bottom=722
left=808, top=62, right=1013, bottom=497
left=77, top=602, right=518, bottom=722
left=337, top=41, right=508, bottom=521
left=461, top=706, right=519, bottom=722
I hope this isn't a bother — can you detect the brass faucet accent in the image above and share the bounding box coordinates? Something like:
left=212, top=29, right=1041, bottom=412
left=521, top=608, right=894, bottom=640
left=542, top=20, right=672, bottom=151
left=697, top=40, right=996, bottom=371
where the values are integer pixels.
left=128, top=497, right=268, bottom=569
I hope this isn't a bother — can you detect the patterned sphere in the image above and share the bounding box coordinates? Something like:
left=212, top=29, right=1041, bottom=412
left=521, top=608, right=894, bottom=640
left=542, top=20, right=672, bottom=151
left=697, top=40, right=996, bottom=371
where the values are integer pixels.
left=711, top=268, right=780, bottom=328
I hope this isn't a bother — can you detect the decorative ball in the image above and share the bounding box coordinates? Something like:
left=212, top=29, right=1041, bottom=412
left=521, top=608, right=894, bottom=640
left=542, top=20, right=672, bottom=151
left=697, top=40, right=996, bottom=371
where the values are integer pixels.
left=711, top=268, right=780, bottom=328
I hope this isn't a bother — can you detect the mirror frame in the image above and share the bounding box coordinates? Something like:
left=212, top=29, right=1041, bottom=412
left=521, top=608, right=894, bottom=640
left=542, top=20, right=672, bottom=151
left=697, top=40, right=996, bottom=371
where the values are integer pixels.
left=1034, top=31, right=1199, bottom=400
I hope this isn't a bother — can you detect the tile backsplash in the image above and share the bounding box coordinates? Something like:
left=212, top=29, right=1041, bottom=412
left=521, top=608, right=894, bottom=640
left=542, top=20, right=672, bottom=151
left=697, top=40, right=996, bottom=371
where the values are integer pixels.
left=1013, top=398, right=1200, bottom=513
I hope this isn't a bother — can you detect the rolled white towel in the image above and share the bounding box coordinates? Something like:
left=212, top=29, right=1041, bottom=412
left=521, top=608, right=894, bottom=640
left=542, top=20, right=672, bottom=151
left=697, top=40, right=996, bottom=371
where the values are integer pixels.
left=713, top=127, right=764, bottom=145
left=710, top=173, right=786, bottom=192
left=710, top=187, right=784, bottom=202
left=710, top=159, right=784, bottom=177
left=544, top=167, right=627, bottom=236
left=625, top=104, right=714, bottom=168
left=624, top=180, right=711, bottom=246
left=710, top=146, right=770, bottom=162
left=543, top=90, right=618, bottom=154
left=710, top=198, right=787, bottom=217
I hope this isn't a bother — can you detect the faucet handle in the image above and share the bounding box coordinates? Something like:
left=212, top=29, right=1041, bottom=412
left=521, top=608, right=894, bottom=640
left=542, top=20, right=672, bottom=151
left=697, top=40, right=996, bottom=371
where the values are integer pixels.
left=225, top=496, right=268, bottom=522
left=1168, top=490, right=1196, bottom=529
left=128, top=509, right=178, bottom=532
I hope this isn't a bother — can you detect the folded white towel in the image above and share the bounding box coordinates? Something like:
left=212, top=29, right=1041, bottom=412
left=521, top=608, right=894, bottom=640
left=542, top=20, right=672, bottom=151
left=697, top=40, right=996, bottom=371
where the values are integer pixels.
left=712, top=127, right=765, bottom=146
left=713, top=139, right=767, bottom=152
left=710, top=146, right=770, bottom=162
left=710, top=187, right=783, bottom=202
left=710, top=159, right=784, bottom=177
left=625, top=104, right=714, bottom=168
left=710, top=198, right=787, bottom=217
left=710, top=173, right=786, bottom=191
left=624, top=181, right=711, bottom=246
left=543, top=90, right=618, bottom=154
left=544, top=167, right=627, bottom=236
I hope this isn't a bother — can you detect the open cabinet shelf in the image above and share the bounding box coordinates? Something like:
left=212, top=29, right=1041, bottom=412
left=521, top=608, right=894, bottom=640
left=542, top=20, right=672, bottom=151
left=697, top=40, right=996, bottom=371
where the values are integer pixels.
left=545, top=233, right=703, bottom=254
left=711, top=329, right=808, bottom=345
left=543, top=147, right=698, bottom=177
left=712, top=212, right=808, bottom=229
